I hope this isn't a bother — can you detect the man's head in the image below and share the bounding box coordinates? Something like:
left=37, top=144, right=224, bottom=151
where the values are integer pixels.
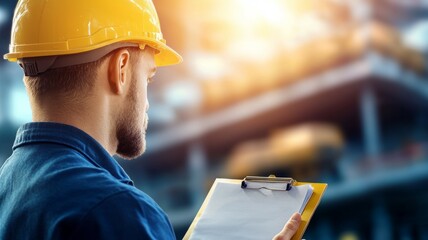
left=24, top=46, right=156, bottom=159
left=5, top=0, right=182, bottom=159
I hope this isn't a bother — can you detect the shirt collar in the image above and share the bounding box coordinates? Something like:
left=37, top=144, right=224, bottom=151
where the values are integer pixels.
left=13, top=122, right=133, bottom=185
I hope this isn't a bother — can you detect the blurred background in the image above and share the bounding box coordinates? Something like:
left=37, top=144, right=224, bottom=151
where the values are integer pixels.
left=1, top=0, right=428, bottom=239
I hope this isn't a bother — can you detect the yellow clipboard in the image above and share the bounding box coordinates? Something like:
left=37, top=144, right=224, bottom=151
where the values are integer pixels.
left=183, top=177, right=327, bottom=240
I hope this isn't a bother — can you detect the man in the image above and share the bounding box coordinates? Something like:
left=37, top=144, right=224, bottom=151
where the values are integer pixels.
left=0, top=0, right=301, bottom=239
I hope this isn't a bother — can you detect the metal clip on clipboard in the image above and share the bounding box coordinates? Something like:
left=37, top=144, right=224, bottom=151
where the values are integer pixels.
left=241, top=175, right=296, bottom=191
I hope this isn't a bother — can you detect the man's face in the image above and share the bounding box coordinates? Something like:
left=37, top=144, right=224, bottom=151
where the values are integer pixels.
left=115, top=48, right=156, bottom=159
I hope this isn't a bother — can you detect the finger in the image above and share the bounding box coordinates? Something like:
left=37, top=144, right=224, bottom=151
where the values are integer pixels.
left=275, top=213, right=301, bottom=240
left=273, top=213, right=301, bottom=240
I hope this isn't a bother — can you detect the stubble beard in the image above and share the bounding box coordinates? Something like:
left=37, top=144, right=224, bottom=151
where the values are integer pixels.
left=115, top=78, right=148, bottom=160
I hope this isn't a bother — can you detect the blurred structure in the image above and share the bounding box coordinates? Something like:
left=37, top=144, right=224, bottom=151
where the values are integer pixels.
left=1, top=0, right=428, bottom=239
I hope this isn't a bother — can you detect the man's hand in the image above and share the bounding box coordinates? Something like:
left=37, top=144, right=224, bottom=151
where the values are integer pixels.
left=272, top=213, right=301, bottom=240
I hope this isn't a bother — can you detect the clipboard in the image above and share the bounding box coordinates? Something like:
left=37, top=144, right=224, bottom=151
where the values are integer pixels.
left=183, top=176, right=327, bottom=240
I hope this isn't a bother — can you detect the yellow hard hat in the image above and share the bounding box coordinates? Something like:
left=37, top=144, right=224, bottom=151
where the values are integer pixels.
left=4, top=0, right=182, bottom=71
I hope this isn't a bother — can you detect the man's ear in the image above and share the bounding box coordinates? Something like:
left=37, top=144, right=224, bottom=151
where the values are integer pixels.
left=107, top=49, right=131, bottom=95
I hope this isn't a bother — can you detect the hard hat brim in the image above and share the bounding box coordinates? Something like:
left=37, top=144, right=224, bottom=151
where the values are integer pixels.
left=154, top=42, right=183, bottom=67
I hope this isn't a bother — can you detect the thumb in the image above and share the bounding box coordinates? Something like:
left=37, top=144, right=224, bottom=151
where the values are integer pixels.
left=273, top=213, right=301, bottom=240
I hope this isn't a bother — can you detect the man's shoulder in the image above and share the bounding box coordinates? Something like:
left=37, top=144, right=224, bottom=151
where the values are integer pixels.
left=70, top=188, right=175, bottom=239
left=85, top=188, right=168, bottom=220
left=31, top=149, right=175, bottom=237
left=0, top=146, right=166, bottom=238
left=2, top=143, right=135, bottom=217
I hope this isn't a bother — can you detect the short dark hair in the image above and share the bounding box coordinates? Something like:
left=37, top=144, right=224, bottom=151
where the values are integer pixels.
left=24, top=47, right=141, bottom=102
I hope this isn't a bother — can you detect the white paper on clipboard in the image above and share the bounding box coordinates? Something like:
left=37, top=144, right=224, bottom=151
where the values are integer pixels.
left=188, top=181, right=313, bottom=240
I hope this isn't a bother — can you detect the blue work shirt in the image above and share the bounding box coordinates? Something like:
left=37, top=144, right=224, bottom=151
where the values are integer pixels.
left=0, top=122, right=176, bottom=239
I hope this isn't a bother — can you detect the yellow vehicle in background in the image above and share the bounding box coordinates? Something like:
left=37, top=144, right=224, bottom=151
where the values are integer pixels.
left=226, top=123, right=344, bottom=180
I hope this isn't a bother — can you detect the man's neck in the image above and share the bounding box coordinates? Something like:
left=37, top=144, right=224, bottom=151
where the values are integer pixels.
left=31, top=98, right=117, bottom=155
